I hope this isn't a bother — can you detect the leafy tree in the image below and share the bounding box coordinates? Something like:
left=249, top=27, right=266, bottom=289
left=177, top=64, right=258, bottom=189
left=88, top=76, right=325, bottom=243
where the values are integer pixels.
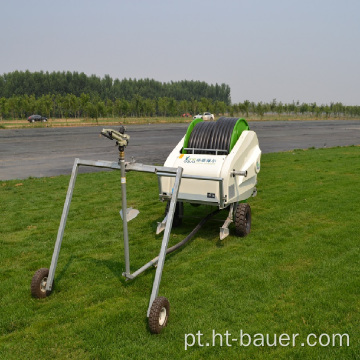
left=276, top=101, right=284, bottom=116
left=96, top=101, right=106, bottom=119
left=299, top=103, right=309, bottom=116
left=105, top=99, right=114, bottom=118
left=38, top=94, right=53, bottom=119
left=158, top=97, right=169, bottom=117
left=168, top=98, right=178, bottom=116
left=256, top=102, right=265, bottom=118
left=80, top=93, right=91, bottom=119
left=242, top=100, right=250, bottom=117
left=270, top=99, right=277, bottom=113
left=130, top=94, right=144, bottom=117
left=178, top=100, right=189, bottom=114
left=143, top=99, right=156, bottom=116
left=190, top=99, right=199, bottom=115
left=0, top=97, right=8, bottom=120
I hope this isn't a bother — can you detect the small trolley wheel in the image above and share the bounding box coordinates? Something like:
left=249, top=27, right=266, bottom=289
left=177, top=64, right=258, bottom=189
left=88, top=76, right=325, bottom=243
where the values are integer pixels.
left=165, top=201, right=183, bottom=227
left=31, top=268, right=52, bottom=298
left=148, top=296, right=170, bottom=334
left=234, top=203, right=251, bottom=237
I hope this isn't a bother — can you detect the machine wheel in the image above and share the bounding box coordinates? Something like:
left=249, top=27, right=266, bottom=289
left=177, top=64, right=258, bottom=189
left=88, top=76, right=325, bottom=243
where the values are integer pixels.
left=31, top=268, right=52, bottom=298
left=148, top=296, right=170, bottom=334
left=165, top=201, right=183, bottom=227
left=234, top=203, right=251, bottom=237
left=190, top=203, right=200, bottom=207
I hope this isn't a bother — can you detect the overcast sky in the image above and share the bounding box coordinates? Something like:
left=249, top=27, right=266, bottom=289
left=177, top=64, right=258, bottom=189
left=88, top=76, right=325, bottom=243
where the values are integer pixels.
left=1, top=0, right=359, bottom=105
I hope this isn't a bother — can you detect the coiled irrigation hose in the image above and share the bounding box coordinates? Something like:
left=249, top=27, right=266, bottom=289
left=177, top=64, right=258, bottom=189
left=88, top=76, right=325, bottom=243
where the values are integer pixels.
left=187, top=117, right=240, bottom=154
left=149, top=208, right=221, bottom=268
left=165, top=208, right=221, bottom=254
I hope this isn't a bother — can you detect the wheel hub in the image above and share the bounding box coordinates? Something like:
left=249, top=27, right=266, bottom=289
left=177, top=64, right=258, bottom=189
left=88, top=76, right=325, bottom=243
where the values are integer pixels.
left=40, top=277, right=47, bottom=293
left=159, top=307, right=167, bottom=326
left=246, top=214, right=251, bottom=232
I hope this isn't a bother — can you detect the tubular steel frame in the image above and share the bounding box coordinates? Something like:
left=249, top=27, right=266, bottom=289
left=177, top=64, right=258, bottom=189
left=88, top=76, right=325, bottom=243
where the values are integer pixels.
left=44, top=158, right=226, bottom=317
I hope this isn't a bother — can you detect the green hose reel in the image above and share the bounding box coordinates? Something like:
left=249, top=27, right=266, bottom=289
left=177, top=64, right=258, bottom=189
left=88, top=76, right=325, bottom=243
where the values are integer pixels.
left=182, top=117, right=249, bottom=154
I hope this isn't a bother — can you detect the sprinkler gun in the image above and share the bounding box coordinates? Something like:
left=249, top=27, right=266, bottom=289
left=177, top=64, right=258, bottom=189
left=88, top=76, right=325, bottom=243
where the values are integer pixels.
left=100, top=126, right=134, bottom=277
left=101, top=126, right=130, bottom=148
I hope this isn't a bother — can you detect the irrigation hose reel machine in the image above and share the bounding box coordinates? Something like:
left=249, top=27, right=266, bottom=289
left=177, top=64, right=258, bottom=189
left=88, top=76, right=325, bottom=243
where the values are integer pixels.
left=31, top=117, right=261, bottom=334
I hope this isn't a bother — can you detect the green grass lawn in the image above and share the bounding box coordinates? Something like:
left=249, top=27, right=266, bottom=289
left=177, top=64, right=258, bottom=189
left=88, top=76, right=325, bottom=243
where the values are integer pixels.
left=0, top=146, right=359, bottom=359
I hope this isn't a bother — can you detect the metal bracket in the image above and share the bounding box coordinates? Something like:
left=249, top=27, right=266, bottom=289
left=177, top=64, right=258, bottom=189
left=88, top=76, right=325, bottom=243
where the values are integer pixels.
left=120, top=207, right=140, bottom=222
left=156, top=214, right=168, bottom=235
left=231, top=170, right=247, bottom=177
left=219, top=203, right=235, bottom=240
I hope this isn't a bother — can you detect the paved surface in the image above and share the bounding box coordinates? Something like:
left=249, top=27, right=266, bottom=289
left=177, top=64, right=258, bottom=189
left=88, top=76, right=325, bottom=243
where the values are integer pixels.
left=0, top=120, right=359, bottom=180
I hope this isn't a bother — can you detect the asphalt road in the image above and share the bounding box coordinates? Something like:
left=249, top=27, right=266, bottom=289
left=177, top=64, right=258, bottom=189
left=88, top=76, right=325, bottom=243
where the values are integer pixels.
left=0, top=120, right=359, bottom=180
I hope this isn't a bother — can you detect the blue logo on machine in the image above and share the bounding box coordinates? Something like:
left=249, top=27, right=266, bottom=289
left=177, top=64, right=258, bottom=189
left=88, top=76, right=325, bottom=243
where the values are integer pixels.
left=183, top=156, right=217, bottom=164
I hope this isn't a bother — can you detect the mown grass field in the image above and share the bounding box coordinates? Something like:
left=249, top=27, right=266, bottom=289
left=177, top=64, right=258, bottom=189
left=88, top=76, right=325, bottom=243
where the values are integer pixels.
left=0, top=146, right=359, bottom=359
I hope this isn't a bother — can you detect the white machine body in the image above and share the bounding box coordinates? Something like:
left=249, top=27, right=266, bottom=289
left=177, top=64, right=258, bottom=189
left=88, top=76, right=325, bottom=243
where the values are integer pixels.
left=159, top=130, right=261, bottom=209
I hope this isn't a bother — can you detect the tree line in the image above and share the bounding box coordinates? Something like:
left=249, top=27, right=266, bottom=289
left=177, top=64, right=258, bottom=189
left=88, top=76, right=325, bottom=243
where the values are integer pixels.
left=1, top=94, right=359, bottom=120
left=232, top=99, right=360, bottom=119
left=0, top=71, right=359, bottom=120
left=0, top=71, right=231, bottom=104
left=0, top=93, right=229, bottom=119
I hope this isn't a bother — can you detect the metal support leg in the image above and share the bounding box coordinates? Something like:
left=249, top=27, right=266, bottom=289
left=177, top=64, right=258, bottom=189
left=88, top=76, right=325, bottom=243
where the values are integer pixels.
left=46, top=158, right=80, bottom=291
left=219, top=203, right=235, bottom=240
left=147, top=167, right=183, bottom=316
left=119, top=148, right=131, bottom=278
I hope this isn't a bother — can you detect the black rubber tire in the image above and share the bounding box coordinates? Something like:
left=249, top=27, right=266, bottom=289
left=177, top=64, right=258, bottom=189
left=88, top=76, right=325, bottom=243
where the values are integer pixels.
left=234, top=203, right=251, bottom=237
left=31, top=268, right=52, bottom=298
left=165, top=201, right=183, bottom=227
left=148, top=296, right=170, bottom=334
left=190, top=203, right=200, bottom=207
